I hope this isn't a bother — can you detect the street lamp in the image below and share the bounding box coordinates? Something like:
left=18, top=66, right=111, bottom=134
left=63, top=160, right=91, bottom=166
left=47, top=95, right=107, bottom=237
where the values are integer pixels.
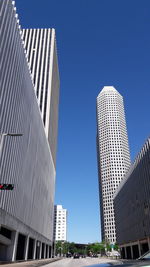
left=0, top=132, right=23, bottom=191
left=0, top=132, right=23, bottom=153
left=1, top=133, right=23, bottom=137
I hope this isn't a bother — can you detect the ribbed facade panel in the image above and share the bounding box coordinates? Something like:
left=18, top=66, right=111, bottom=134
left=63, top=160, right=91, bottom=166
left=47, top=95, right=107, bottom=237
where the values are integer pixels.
left=22, top=28, right=60, bottom=167
left=0, top=0, right=55, bottom=242
left=114, top=138, right=150, bottom=245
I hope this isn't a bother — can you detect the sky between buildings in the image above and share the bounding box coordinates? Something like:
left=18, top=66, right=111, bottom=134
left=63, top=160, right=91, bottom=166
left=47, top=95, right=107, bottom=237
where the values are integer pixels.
left=15, top=0, right=150, bottom=244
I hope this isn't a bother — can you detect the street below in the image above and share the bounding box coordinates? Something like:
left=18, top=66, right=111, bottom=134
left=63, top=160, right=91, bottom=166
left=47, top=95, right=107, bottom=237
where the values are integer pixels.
left=44, top=257, right=121, bottom=267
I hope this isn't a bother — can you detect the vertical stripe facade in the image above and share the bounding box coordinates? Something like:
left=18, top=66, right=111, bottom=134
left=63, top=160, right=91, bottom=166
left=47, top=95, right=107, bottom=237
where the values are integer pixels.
left=22, top=28, right=60, bottom=168
left=0, top=0, right=55, bottom=244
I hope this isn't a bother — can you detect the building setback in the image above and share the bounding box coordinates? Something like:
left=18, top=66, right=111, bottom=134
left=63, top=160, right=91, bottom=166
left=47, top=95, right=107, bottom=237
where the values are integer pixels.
left=53, top=205, right=67, bottom=242
left=114, top=138, right=150, bottom=259
left=96, top=86, right=130, bottom=244
left=0, top=0, right=59, bottom=262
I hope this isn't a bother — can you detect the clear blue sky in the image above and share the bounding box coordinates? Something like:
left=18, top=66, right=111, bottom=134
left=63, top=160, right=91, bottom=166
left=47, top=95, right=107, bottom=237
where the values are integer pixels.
left=15, top=0, right=150, bottom=244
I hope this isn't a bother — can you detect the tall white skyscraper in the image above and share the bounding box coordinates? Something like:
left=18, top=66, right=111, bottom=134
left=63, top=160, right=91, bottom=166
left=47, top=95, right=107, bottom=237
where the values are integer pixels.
left=53, top=205, right=67, bottom=242
left=22, top=28, right=59, bottom=167
left=96, top=86, right=130, bottom=244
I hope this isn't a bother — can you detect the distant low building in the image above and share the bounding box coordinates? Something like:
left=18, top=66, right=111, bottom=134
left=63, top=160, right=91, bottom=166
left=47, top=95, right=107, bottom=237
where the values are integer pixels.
left=53, top=205, right=67, bottom=242
left=114, top=137, right=150, bottom=259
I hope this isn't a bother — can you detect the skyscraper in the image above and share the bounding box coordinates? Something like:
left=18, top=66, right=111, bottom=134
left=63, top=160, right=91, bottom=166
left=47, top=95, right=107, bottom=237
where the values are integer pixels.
left=53, top=205, right=67, bottom=242
left=0, top=0, right=59, bottom=261
left=22, top=28, right=59, bottom=167
left=96, top=86, right=130, bottom=244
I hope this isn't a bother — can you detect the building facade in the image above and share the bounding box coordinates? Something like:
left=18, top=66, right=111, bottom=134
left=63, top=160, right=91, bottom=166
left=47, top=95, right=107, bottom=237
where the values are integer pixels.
left=114, top=138, right=150, bottom=259
left=22, top=28, right=59, bottom=167
left=96, top=86, right=130, bottom=243
left=0, top=0, right=59, bottom=262
left=53, top=205, right=67, bottom=242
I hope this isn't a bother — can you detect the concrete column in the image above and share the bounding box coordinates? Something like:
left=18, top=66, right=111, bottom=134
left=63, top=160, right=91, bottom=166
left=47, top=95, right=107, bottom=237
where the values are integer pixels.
left=39, top=242, right=42, bottom=259
left=44, top=243, right=46, bottom=259
left=124, top=247, right=127, bottom=259
left=47, top=245, right=49, bottom=258
left=9, top=231, right=19, bottom=262
left=25, top=236, right=29, bottom=260
left=138, top=242, right=141, bottom=257
left=33, top=239, right=37, bottom=260
left=148, top=238, right=150, bottom=250
left=130, top=245, right=133, bottom=259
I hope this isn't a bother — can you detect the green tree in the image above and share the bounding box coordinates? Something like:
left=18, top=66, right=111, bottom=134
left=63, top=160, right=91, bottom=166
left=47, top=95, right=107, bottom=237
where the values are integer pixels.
left=106, top=243, right=111, bottom=252
left=99, top=243, right=105, bottom=255
left=86, top=242, right=105, bottom=256
left=55, top=241, right=63, bottom=256
left=113, top=243, right=119, bottom=251
left=68, top=242, right=77, bottom=255
left=62, top=242, right=70, bottom=255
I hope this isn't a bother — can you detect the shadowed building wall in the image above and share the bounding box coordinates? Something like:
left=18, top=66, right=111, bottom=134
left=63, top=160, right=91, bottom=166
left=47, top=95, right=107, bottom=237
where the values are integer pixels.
left=114, top=138, right=150, bottom=259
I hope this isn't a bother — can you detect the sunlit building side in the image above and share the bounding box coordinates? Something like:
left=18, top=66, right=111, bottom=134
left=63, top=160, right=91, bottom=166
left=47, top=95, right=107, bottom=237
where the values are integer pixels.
left=0, top=0, right=59, bottom=262
left=96, top=86, right=130, bottom=244
left=53, top=205, right=67, bottom=242
left=22, top=28, right=59, bottom=167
